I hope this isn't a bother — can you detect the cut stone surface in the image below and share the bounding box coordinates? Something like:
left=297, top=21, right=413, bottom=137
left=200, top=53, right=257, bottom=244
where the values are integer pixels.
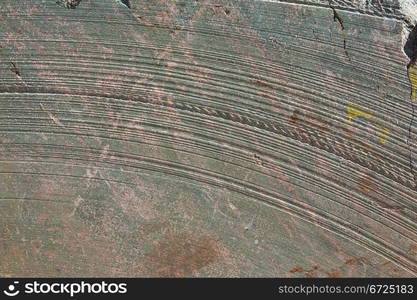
left=0, top=0, right=417, bottom=277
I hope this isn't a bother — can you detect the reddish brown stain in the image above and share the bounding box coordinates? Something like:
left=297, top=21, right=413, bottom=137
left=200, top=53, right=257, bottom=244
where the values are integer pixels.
left=309, top=115, right=330, bottom=132
left=290, top=110, right=301, bottom=126
left=259, top=92, right=276, bottom=101
left=355, top=138, right=373, bottom=152
left=254, top=79, right=274, bottom=90
left=358, top=174, right=377, bottom=195
left=306, top=265, right=320, bottom=272
left=146, top=233, right=223, bottom=277
left=345, top=258, right=357, bottom=265
left=326, top=271, right=341, bottom=278
left=358, top=175, right=402, bottom=209
left=289, top=266, right=304, bottom=273
left=296, top=265, right=320, bottom=277
left=342, top=127, right=354, bottom=139
left=289, top=110, right=329, bottom=132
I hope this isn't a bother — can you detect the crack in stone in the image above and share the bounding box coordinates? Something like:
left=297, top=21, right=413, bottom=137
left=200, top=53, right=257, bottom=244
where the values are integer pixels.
left=328, top=0, right=351, bottom=60
left=329, top=1, right=345, bottom=30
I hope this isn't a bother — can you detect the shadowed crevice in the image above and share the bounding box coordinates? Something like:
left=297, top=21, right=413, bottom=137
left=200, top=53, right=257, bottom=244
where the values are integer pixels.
left=404, top=25, right=417, bottom=188
left=56, top=0, right=82, bottom=9
left=404, top=25, right=417, bottom=64
left=120, top=0, right=131, bottom=9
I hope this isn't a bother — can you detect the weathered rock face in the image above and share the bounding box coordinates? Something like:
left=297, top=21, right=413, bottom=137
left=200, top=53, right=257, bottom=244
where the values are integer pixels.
left=0, top=0, right=417, bottom=277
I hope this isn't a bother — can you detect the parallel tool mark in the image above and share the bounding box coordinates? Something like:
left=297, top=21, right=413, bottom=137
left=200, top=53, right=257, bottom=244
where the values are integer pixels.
left=0, top=87, right=414, bottom=189
left=1, top=148, right=416, bottom=275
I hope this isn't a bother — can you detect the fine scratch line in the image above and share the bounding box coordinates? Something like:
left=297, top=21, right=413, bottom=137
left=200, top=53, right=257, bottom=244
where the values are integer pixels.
left=39, top=103, right=64, bottom=127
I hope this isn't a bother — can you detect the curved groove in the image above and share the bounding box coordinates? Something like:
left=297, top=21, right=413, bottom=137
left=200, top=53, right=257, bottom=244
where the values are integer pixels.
left=1, top=150, right=416, bottom=275
left=1, top=88, right=414, bottom=190
left=1, top=0, right=415, bottom=277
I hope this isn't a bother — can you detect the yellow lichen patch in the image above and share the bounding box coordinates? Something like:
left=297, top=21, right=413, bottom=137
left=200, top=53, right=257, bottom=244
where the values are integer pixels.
left=379, top=127, right=390, bottom=144
left=408, top=62, right=417, bottom=102
left=346, top=103, right=390, bottom=144
left=346, top=103, right=373, bottom=124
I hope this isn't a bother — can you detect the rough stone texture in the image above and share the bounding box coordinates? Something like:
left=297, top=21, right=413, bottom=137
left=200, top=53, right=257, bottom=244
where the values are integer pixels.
left=0, top=0, right=417, bottom=277
left=265, top=0, right=411, bottom=21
